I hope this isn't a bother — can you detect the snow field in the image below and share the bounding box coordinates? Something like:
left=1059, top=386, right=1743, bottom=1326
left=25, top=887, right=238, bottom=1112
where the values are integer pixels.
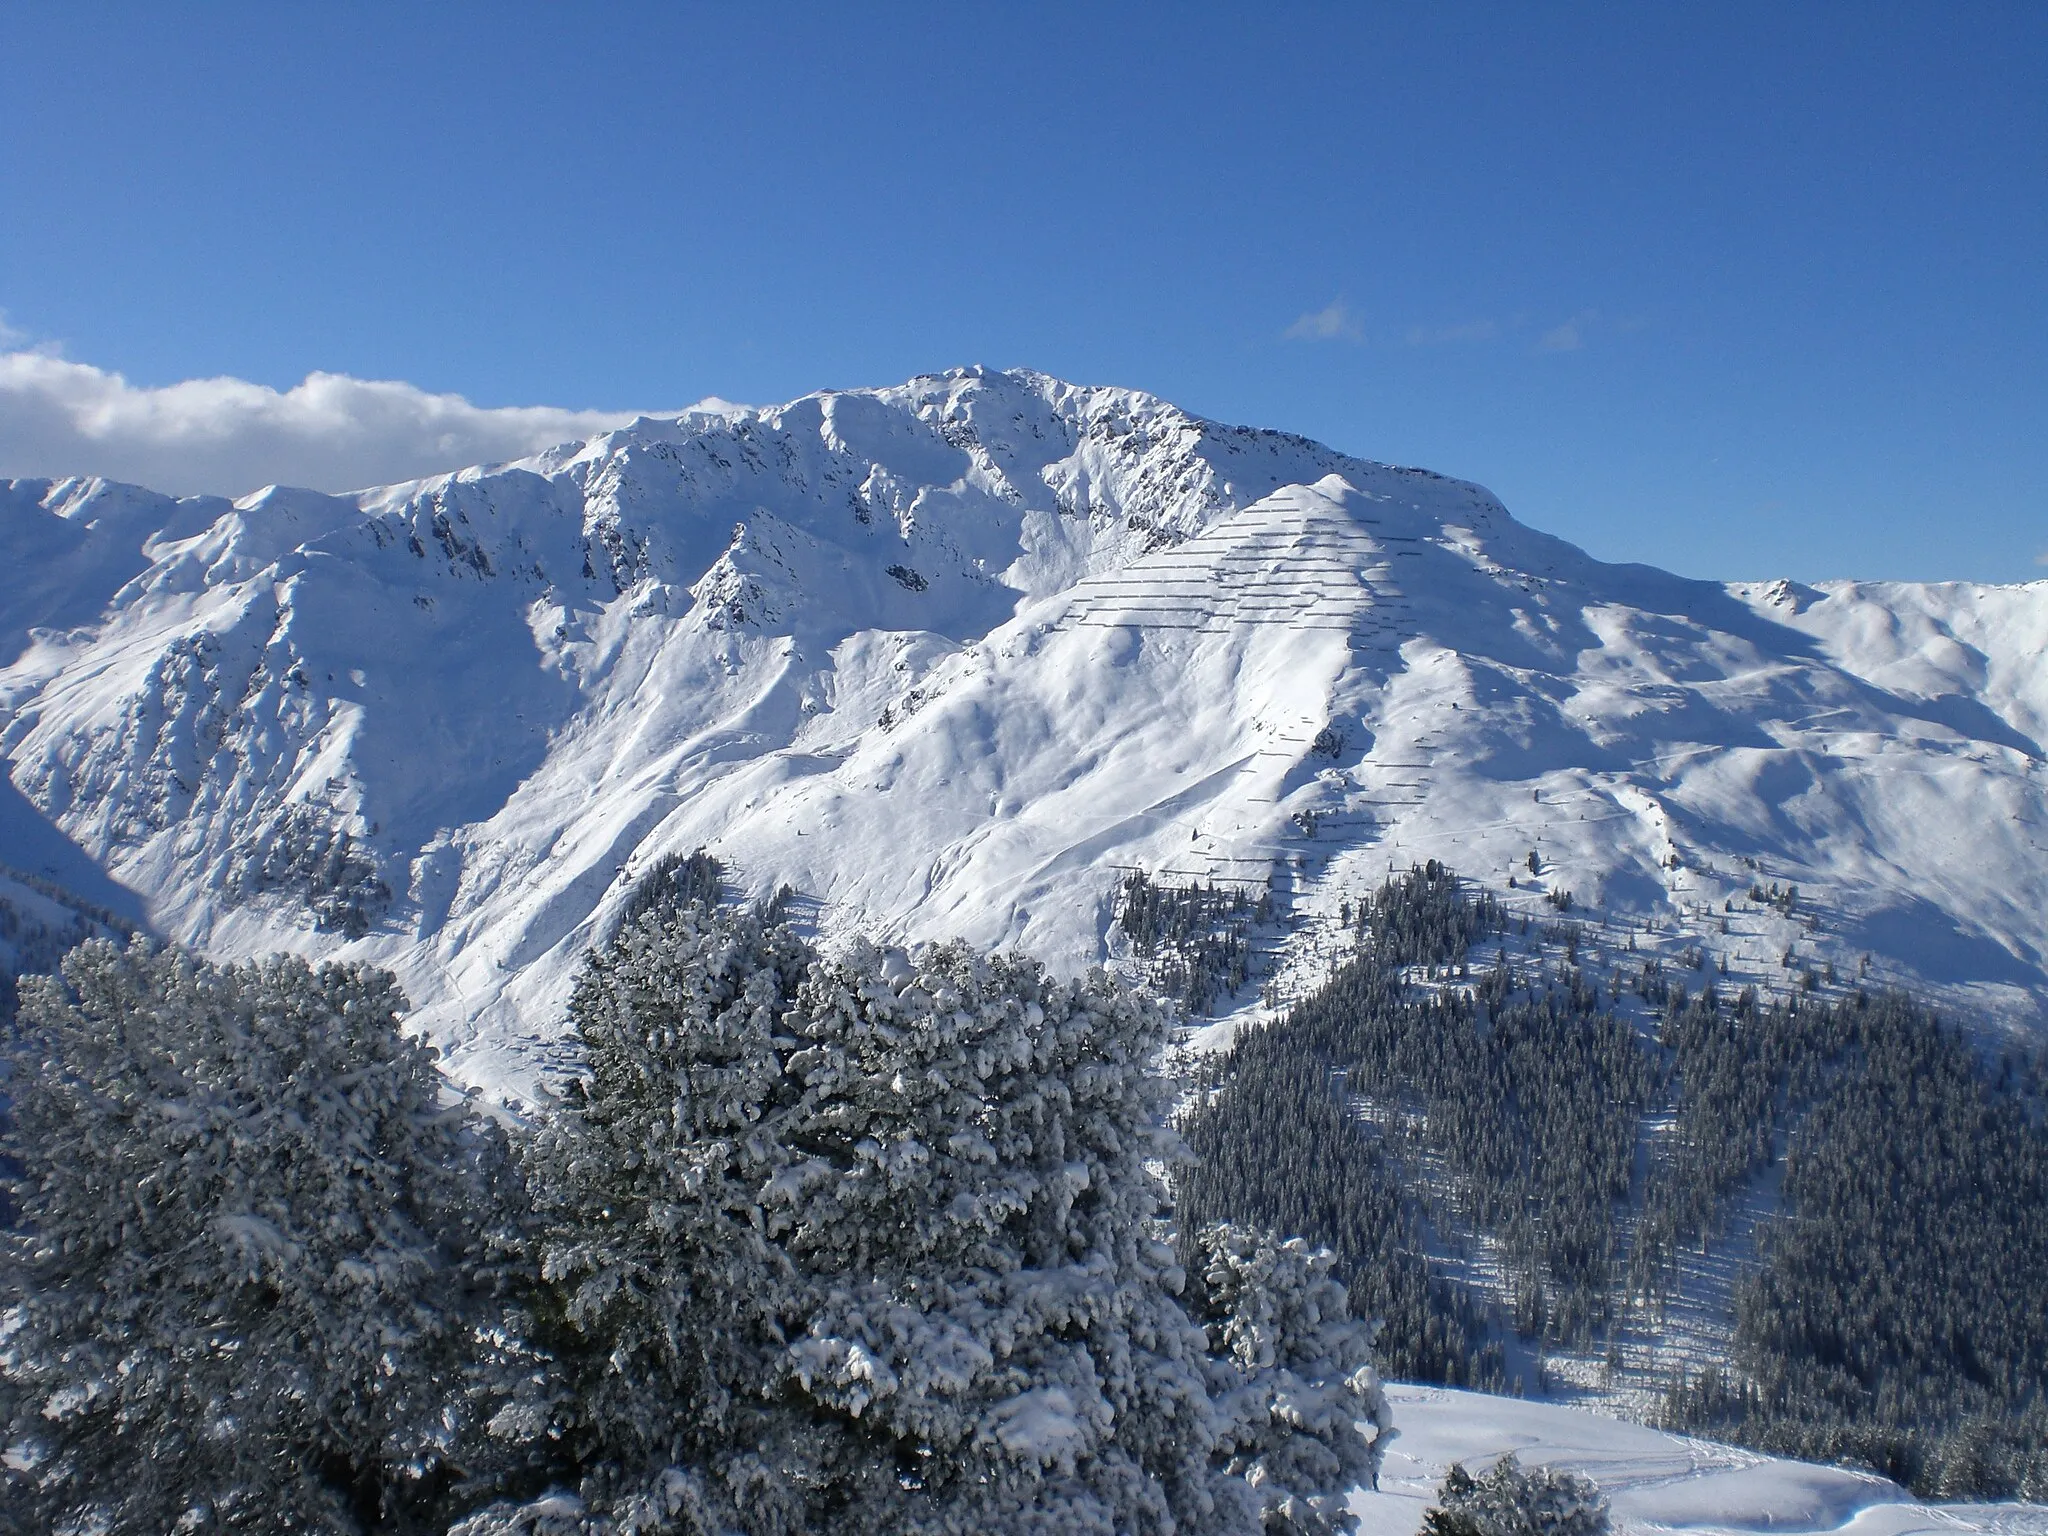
left=1355, top=1386, right=2048, bottom=1535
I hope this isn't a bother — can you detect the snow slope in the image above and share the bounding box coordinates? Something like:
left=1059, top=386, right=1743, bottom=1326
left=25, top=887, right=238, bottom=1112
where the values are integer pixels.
left=1355, top=1386, right=2048, bottom=1535
left=2, top=367, right=2044, bottom=1095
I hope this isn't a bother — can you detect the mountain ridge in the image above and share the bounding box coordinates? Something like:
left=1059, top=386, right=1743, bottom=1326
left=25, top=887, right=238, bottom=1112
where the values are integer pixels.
left=2, top=366, right=2043, bottom=1096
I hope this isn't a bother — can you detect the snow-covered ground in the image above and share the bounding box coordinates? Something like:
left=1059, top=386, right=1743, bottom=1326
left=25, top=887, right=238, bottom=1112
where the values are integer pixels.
left=1355, top=1386, right=2048, bottom=1535
left=2, top=367, right=2044, bottom=1100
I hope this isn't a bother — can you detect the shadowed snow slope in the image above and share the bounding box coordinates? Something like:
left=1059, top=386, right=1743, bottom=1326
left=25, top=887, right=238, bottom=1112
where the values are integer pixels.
left=1356, top=1386, right=2048, bottom=1535
left=2, top=367, right=2044, bottom=1095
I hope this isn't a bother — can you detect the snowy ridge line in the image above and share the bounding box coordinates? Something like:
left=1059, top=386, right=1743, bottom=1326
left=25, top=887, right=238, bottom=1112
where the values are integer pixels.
left=0, top=367, right=2043, bottom=1098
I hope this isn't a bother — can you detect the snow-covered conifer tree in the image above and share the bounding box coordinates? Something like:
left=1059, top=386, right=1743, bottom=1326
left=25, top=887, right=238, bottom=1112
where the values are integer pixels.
left=485, top=901, right=1392, bottom=1534
left=1419, top=1454, right=1610, bottom=1536
left=0, top=938, right=521, bottom=1533
left=1191, top=1225, right=1394, bottom=1533
left=493, top=898, right=821, bottom=1527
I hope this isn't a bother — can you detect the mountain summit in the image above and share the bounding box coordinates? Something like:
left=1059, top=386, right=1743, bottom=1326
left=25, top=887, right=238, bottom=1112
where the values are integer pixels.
left=3, top=367, right=2043, bottom=1094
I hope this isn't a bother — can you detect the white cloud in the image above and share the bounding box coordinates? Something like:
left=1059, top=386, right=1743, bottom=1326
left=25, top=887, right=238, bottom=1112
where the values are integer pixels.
left=1283, top=299, right=1365, bottom=344
left=1536, top=311, right=1596, bottom=353
left=0, top=351, right=667, bottom=497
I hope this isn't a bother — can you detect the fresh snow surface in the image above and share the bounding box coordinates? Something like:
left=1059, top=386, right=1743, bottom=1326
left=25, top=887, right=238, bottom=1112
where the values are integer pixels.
left=2, top=367, right=2044, bottom=1099
left=1355, top=1386, right=2048, bottom=1535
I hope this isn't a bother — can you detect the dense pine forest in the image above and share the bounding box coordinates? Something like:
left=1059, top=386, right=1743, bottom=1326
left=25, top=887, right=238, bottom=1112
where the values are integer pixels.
left=1114, top=870, right=1273, bottom=1016
left=1175, top=861, right=2048, bottom=1499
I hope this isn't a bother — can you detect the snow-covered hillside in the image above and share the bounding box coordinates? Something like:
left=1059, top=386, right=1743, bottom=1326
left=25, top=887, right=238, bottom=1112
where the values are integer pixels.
left=1356, top=1386, right=2048, bottom=1535
left=2, top=367, right=2044, bottom=1095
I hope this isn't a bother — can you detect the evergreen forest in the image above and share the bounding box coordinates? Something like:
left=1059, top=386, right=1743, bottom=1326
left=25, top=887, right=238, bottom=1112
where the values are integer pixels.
left=1114, top=870, right=1273, bottom=1017
left=1177, top=861, right=2048, bottom=1499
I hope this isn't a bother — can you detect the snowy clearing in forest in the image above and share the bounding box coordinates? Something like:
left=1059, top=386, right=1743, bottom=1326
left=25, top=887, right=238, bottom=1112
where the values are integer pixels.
left=1355, top=1386, right=2048, bottom=1534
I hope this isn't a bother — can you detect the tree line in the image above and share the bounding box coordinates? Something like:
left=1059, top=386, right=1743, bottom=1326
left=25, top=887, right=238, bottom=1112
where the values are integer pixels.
left=1114, top=871, right=1273, bottom=1017
left=1179, top=860, right=2048, bottom=1499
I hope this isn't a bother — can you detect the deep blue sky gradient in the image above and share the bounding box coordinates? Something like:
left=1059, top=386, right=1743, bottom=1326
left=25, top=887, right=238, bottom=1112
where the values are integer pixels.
left=3, top=2, right=2042, bottom=581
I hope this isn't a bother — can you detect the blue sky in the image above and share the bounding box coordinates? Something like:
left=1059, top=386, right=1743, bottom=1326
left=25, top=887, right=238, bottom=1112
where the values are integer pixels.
left=2, top=2, right=2042, bottom=582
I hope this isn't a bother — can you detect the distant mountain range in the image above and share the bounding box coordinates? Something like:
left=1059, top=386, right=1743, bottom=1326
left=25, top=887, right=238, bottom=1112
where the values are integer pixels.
left=5, top=367, right=2044, bottom=1097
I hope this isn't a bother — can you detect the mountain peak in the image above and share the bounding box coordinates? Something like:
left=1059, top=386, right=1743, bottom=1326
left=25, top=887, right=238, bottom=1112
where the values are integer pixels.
left=3, top=372, right=2043, bottom=1096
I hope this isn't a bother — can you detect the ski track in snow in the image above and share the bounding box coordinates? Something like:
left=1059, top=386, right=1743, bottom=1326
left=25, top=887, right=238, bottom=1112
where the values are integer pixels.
left=1355, top=1386, right=2048, bottom=1534
left=0, top=366, right=2043, bottom=1107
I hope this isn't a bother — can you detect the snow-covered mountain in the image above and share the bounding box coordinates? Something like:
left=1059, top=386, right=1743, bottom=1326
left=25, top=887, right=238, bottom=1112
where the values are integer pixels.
left=3, top=367, right=2044, bottom=1096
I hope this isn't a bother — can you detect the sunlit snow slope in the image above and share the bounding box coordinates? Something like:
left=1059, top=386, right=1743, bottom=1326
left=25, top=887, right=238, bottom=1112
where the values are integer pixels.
left=1355, top=1386, right=2048, bottom=1535
left=3, top=368, right=2043, bottom=1095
